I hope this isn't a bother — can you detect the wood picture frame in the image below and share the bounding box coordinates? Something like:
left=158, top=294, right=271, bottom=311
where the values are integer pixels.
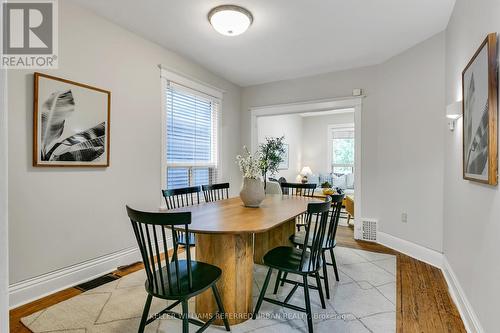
left=33, top=72, right=111, bottom=167
left=462, top=33, right=498, bottom=185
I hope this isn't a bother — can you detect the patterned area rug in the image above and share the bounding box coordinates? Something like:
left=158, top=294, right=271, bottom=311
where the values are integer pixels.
left=21, top=247, right=396, bottom=333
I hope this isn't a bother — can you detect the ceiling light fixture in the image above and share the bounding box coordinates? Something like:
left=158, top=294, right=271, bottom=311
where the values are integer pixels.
left=208, top=5, right=253, bottom=36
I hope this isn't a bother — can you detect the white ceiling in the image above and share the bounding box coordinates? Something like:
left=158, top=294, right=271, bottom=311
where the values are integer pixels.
left=71, top=0, right=455, bottom=87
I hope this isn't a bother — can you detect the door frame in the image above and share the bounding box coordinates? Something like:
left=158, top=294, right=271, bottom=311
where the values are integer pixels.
left=249, top=96, right=364, bottom=239
left=0, top=65, right=9, bottom=331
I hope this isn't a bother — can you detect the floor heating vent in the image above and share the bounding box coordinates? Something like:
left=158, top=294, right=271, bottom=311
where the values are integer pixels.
left=75, top=274, right=119, bottom=292
left=361, top=219, right=378, bottom=242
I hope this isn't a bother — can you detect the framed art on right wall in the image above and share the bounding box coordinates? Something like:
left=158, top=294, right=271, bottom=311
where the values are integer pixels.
left=462, top=33, right=498, bottom=185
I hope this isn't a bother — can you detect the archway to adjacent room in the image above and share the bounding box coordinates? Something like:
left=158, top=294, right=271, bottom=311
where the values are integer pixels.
left=249, top=96, right=363, bottom=240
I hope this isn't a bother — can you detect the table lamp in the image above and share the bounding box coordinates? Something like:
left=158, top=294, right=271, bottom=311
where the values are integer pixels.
left=300, top=166, right=312, bottom=183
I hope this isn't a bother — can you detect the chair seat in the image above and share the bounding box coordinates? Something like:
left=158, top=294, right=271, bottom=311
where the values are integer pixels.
left=290, top=232, right=336, bottom=249
left=263, top=246, right=322, bottom=274
left=146, top=260, right=221, bottom=299
left=177, top=232, right=196, bottom=246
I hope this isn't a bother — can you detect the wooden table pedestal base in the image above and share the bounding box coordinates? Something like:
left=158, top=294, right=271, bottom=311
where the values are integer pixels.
left=254, top=219, right=296, bottom=264
left=195, top=233, right=253, bottom=325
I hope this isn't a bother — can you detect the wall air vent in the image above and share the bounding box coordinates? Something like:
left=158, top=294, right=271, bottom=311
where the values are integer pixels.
left=361, top=219, right=378, bottom=242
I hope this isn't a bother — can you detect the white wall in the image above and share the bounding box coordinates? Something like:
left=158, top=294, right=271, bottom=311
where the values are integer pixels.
left=444, top=0, right=500, bottom=331
left=242, top=32, right=445, bottom=252
left=257, top=114, right=302, bottom=181
left=301, top=112, right=355, bottom=175
left=7, top=0, right=241, bottom=291
left=376, top=32, right=445, bottom=252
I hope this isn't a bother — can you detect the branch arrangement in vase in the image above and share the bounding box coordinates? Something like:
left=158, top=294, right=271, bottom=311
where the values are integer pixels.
left=236, top=147, right=265, bottom=207
left=258, top=136, right=286, bottom=187
left=236, top=146, right=261, bottom=179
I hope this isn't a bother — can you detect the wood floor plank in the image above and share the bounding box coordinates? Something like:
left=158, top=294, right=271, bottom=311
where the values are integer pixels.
left=426, top=263, right=466, bottom=333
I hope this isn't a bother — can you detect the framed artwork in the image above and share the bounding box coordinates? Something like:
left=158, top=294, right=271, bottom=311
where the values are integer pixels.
left=278, top=143, right=289, bottom=170
left=462, top=33, right=498, bottom=185
left=33, top=72, right=111, bottom=167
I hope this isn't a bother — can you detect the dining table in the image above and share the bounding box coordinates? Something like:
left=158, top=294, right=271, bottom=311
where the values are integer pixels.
left=169, top=194, right=321, bottom=325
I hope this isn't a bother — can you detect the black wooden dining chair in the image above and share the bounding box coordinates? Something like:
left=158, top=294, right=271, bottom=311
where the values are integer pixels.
left=252, top=198, right=332, bottom=333
left=280, top=182, right=317, bottom=196
left=162, top=186, right=201, bottom=247
left=202, top=183, right=230, bottom=202
left=280, top=182, right=317, bottom=230
left=281, top=194, right=345, bottom=300
left=126, top=206, right=230, bottom=333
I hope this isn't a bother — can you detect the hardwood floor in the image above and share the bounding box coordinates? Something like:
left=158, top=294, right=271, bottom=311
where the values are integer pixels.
left=336, top=226, right=465, bottom=333
left=10, top=226, right=466, bottom=333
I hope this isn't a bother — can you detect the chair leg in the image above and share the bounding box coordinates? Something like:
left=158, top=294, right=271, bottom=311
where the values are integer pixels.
left=280, top=272, right=288, bottom=287
left=302, top=275, right=314, bottom=333
left=330, top=248, right=339, bottom=281
left=138, top=294, right=153, bottom=333
left=212, top=285, right=230, bottom=331
left=253, top=268, right=273, bottom=320
left=181, top=300, right=189, bottom=333
left=315, top=272, right=326, bottom=309
left=273, top=270, right=283, bottom=294
left=321, top=251, right=330, bottom=299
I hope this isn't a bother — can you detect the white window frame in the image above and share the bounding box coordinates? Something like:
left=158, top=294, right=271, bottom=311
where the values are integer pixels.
left=327, top=123, right=355, bottom=174
left=159, top=66, right=223, bottom=205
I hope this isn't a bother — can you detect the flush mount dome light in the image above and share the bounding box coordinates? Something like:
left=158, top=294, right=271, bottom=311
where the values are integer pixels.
left=208, top=5, right=253, bottom=36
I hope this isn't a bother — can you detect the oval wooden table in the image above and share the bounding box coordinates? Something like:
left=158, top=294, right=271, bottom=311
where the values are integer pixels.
left=170, top=194, right=320, bottom=325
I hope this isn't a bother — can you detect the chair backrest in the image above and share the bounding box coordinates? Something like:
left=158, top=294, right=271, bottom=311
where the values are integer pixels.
left=300, top=198, right=332, bottom=271
left=202, top=183, right=229, bottom=202
left=162, top=186, right=201, bottom=209
left=126, top=205, right=193, bottom=295
left=265, top=181, right=283, bottom=195
left=280, top=182, right=317, bottom=197
left=325, top=194, right=345, bottom=248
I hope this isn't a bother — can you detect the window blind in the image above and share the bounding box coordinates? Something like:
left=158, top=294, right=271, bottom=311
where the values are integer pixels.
left=331, top=128, right=354, bottom=140
left=164, top=81, right=219, bottom=190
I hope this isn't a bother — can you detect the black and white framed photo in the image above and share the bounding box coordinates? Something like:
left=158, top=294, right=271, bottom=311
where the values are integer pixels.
left=278, top=143, right=289, bottom=170
left=462, top=33, right=498, bottom=185
left=33, top=73, right=111, bottom=167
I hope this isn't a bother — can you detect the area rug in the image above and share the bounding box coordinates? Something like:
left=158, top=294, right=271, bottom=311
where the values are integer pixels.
left=21, top=247, right=396, bottom=333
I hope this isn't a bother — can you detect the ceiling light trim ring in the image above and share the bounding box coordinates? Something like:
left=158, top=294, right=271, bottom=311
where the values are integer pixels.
left=208, top=4, right=254, bottom=25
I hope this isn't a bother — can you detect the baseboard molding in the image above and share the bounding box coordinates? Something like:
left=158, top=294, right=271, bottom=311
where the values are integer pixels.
left=9, top=246, right=141, bottom=309
left=377, top=232, right=443, bottom=268
left=442, top=256, right=484, bottom=333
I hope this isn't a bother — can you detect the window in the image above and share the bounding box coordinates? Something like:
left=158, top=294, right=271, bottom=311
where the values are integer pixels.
left=161, top=69, right=221, bottom=190
left=329, top=125, right=354, bottom=174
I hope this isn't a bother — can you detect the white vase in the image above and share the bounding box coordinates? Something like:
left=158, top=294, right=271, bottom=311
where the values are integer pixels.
left=239, top=177, right=265, bottom=208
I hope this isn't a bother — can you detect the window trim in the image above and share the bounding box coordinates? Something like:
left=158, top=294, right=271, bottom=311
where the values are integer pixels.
left=160, top=67, right=223, bottom=206
left=327, top=123, right=355, bottom=174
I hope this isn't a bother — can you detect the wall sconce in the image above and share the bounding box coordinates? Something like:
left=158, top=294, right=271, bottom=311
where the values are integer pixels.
left=446, top=101, right=462, bottom=131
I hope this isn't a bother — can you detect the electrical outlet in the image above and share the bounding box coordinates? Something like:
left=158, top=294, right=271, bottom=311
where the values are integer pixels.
left=401, top=212, right=408, bottom=223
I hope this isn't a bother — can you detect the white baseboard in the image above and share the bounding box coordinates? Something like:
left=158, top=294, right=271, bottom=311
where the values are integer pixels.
left=377, top=231, right=443, bottom=268
left=9, top=246, right=141, bottom=309
left=442, top=256, right=484, bottom=333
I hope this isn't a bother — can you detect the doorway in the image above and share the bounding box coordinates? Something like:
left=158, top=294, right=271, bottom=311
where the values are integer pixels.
left=250, top=96, right=363, bottom=239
